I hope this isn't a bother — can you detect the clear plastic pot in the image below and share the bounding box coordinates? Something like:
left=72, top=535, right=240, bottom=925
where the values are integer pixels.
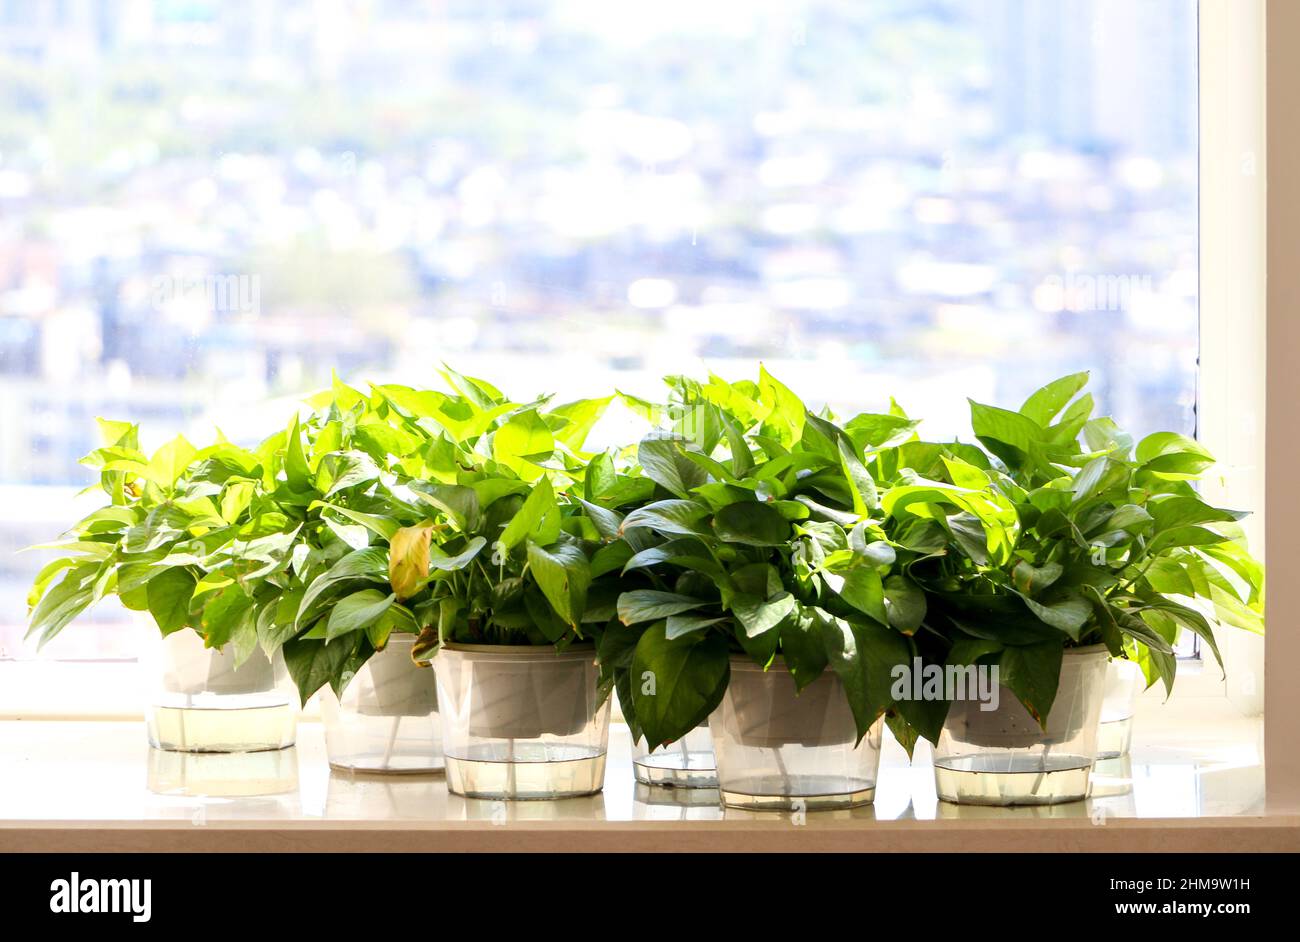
left=1090, top=754, right=1137, bottom=801
left=632, top=782, right=722, bottom=820
left=432, top=643, right=610, bottom=800
left=1097, top=658, right=1143, bottom=759
left=631, top=723, right=717, bottom=788
left=324, top=771, right=446, bottom=819
left=709, top=657, right=882, bottom=811
left=143, top=627, right=297, bottom=753
left=933, top=644, right=1108, bottom=806
left=321, top=635, right=443, bottom=773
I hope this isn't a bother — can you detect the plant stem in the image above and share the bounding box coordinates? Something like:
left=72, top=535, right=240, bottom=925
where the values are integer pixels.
left=382, top=715, right=401, bottom=769
left=506, top=737, right=517, bottom=796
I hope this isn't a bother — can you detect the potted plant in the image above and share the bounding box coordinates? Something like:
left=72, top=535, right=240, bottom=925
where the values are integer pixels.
left=264, top=374, right=453, bottom=774
left=875, top=373, right=1264, bottom=805
left=27, top=417, right=305, bottom=753
left=602, top=370, right=933, bottom=809
left=280, top=369, right=642, bottom=798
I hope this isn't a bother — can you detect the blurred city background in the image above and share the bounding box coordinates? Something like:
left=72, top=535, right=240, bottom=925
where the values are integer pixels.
left=0, top=0, right=1199, bottom=659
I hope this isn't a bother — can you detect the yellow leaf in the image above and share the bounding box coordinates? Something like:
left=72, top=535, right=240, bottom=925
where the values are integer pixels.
left=389, top=525, right=432, bottom=600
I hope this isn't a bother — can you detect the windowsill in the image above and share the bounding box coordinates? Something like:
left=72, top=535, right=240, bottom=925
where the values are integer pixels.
left=0, top=701, right=1294, bottom=852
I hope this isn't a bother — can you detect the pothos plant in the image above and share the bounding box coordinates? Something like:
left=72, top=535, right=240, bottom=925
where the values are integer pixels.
left=873, top=372, right=1264, bottom=730
left=599, top=369, right=935, bottom=754
left=256, top=368, right=659, bottom=704
left=26, top=414, right=313, bottom=661
left=26, top=367, right=648, bottom=709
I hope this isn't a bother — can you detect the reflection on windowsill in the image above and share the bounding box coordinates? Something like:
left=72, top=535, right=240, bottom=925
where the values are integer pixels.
left=0, top=697, right=1262, bottom=826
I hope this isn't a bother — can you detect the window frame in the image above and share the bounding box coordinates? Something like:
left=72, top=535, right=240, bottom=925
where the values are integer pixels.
left=1263, top=0, right=1300, bottom=814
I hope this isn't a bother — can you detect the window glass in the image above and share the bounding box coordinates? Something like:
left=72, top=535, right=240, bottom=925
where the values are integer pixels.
left=0, top=0, right=1198, bottom=660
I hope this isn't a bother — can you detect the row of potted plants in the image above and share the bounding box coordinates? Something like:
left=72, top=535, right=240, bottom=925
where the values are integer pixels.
left=27, top=368, right=1263, bottom=808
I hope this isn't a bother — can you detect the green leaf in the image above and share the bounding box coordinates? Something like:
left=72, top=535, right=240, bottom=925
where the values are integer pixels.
left=942, top=455, right=990, bottom=490
left=1148, top=495, right=1244, bottom=532
left=1083, top=416, right=1134, bottom=457
left=947, top=638, right=1004, bottom=666
left=146, top=567, right=196, bottom=636
left=409, top=481, right=482, bottom=532
left=550, top=396, right=612, bottom=451
left=498, top=477, right=557, bottom=551
left=969, top=400, right=1044, bottom=468
left=837, top=438, right=878, bottom=514
left=577, top=498, right=624, bottom=542
left=618, top=589, right=708, bottom=624
left=257, top=586, right=306, bottom=657
left=630, top=623, right=730, bottom=749
left=894, top=695, right=949, bottom=749
left=778, top=608, right=828, bottom=689
left=1106, top=503, right=1153, bottom=533
left=883, top=575, right=926, bottom=634
left=493, top=409, right=555, bottom=479
left=583, top=451, right=618, bottom=501
left=999, top=641, right=1064, bottom=727
left=814, top=608, right=907, bottom=742
left=1020, top=593, right=1091, bottom=640
left=326, top=589, right=395, bottom=641
left=311, top=501, right=401, bottom=541
left=590, top=540, right=634, bottom=578
left=1020, top=372, right=1089, bottom=426
left=526, top=539, right=591, bottom=627
left=844, top=412, right=920, bottom=450
left=731, top=591, right=796, bottom=639
left=720, top=411, right=755, bottom=476
left=229, top=607, right=259, bottom=667
left=428, top=536, right=488, bottom=572
left=220, top=481, right=256, bottom=524
left=297, top=547, right=389, bottom=627
left=1071, top=456, right=1129, bottom=503
left=440, top=363, right=505, bottom=410
left=838, top=568, right=888, bottom=626
left=711, top=501, right=790, bottom=546
left=638, top=437, right=707, bottom=499
left=26, top=564, right=98, bottom=647
left=284, top=414, right=312, bottom=491
left=620, top=499, right=711, bottom=538
left=1135, top=432, right=1215, bottom=476
left=199, top=587, right=255, bottom=649
left=1047, top=393, right=1094, bottom=443
left=1011, top=560, right=1064, bottom=595
left=283, top=635, right=359, bottom=705
left=664, top=612, right=727, bottom=640
left=145, top=435, right=197, bottom=489
left=757, top=365, right=806, bottom=448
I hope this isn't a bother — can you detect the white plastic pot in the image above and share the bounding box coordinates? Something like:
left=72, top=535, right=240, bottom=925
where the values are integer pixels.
left=710, top=657, right=881, bottom=811
left=631, top=723, right=717, bottom=788
left=143, top=627, right=297, bottom=753
left=933, top=644, right=1109, bottom=805
left=432, top=643, right=610, bottom=799
left=321, top=635, right=442, bottom=773
left=1097, top=658, right=1143, bottom=759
